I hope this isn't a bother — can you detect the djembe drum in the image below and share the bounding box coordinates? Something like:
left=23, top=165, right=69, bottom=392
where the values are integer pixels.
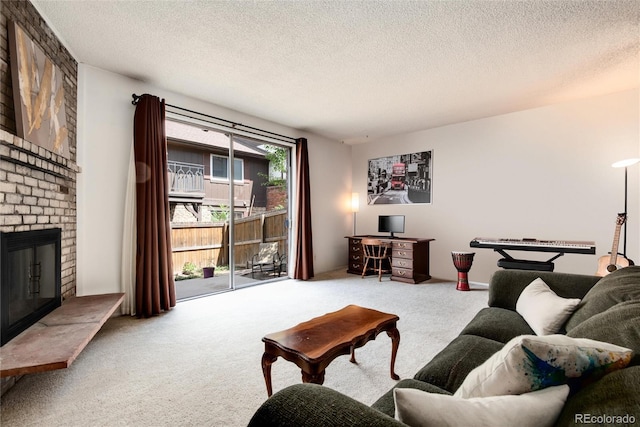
left=451, top=251, right=475, bottom=291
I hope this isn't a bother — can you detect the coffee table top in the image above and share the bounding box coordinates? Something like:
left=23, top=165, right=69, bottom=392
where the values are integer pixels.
left=262, top=305, right=399, bottom=362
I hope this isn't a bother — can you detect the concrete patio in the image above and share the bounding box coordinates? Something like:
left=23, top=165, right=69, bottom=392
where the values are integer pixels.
left=175, top=269, right=288, bottom=300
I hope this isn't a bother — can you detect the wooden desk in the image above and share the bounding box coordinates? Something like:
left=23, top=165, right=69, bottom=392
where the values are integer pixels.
left=346, top=235, right=435, bottom=284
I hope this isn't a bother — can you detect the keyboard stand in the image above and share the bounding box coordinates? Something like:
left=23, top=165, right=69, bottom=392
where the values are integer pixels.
left=494, top=249, right=564, bottom=272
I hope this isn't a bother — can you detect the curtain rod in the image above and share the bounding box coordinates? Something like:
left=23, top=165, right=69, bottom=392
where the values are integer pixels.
left=131, top=93, right=298, bottom=144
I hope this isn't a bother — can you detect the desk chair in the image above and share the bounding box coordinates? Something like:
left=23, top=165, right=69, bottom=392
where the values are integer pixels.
left=361, top=238, right=392, bottom=281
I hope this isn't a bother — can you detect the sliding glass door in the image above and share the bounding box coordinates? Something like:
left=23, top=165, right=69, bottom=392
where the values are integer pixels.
left=166, top=119, right=292, bottom=300
left=231, top=136, right=291, bottom=290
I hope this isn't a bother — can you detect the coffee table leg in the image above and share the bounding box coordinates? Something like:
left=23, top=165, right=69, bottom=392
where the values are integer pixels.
left=387, top=327, right=400, bottom=380
left=262, top=352, right=278, bottom=397
left=301, top=369, right=325, bottom=385
left=350, top=345, right=357, bottom=364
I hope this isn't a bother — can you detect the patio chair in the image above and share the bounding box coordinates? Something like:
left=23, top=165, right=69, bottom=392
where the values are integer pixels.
left=250, top=242, right=281, bottom=278
left=276, top=252, right=287, bottom=277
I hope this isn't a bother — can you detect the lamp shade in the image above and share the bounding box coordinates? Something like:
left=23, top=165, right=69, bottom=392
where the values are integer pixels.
left=351, top=193, right=360, bottom=212
left=612, top=158, right=640, bottom=168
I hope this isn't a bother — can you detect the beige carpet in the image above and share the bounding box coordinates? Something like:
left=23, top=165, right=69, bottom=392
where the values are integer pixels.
left=0, top=269, right=488, bottom=427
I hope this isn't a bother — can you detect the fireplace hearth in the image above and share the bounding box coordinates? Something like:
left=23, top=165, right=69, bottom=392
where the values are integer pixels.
left=1, top=228, right=62, bottom=346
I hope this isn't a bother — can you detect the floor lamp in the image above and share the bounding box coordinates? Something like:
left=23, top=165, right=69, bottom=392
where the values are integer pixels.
left=351, top=192, right=359, bottom=235
left=611, top=158, right=640, bottom=259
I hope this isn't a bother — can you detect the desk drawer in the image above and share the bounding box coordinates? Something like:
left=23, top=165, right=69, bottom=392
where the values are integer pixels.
left=391, top=267, right=414, bottom=279
left=349, top=253, right=363, bottom=263
left=392, top=248, right=413, bottom=259
left=393, top=241, right=414, bottom=251
left=348, top=261, right=365, bottom=274
left=349, top=239, right=363, bottom=254
left=392, top=257, right=413, bottom=269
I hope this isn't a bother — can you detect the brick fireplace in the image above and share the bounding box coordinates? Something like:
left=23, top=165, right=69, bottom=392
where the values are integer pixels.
left=1, top=1, right=78, bottom=394
left=0, top=130, right=77, bottom=300
left=0, top=130, right=78, bottom=393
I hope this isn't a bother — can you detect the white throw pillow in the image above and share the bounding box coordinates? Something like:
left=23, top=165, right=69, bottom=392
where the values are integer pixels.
left=394, top=385, right=569, bottom=427
left=516, top=277, right=581, bottom=335
left=454, top=334, right=633, bottom=399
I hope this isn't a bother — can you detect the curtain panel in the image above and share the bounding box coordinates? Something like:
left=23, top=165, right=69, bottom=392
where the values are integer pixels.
left=293, top=138, right=314, bottom=280
left=133, top=94, right=176, bottom=316
left=120, top=142, right=137, bottom=315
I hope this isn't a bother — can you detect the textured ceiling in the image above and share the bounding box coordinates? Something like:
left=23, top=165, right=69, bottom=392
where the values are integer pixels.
left=32, top=0, right=639, bottom=144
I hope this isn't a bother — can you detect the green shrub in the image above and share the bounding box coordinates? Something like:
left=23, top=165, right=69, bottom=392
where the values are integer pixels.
left=182, top=261, right=197, bottom=276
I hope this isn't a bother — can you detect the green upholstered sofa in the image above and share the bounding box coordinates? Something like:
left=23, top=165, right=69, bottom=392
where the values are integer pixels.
left=248, top=267, right=640, bottom=427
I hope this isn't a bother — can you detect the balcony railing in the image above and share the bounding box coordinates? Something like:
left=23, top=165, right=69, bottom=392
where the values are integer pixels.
left=168, top=161, right=204, bottom=194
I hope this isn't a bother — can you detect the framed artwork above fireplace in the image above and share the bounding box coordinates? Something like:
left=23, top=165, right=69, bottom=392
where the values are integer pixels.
left=8, top=21, right=70, bottom=159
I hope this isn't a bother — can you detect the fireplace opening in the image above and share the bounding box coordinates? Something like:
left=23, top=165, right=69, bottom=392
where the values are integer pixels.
left=1, top=228, right=62, bottom=346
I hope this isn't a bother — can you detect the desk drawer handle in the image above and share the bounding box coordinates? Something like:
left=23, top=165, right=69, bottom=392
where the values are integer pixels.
left=352, top=246, right=361, bottom=252
left=398, top=251, right=407, bottom=256
left=397, top=261, right=407, bottom=266
left=352, top=255, right=361, bottom=261
left=396, top=270, right=406, bottom=276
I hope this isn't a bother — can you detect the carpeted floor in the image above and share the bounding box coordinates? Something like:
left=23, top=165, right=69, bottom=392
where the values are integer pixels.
left=0, top=269, right=488, bottom=427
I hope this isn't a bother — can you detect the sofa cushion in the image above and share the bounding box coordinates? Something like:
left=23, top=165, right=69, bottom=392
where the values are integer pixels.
left=413, top=334, right=503, bottom=393
left=488, top=270, right=599, bottom=311
left=454, top=335, right=633, bottom=399
left=247, top=383, right=405, bottom=427
left=516, top=277, right=581, bottom=335
left=459, top=307, right=534, bottom=343
left=394, top=385, right=569, bottom=427
left=567, top=299, right=640, bottom=363
left=565, top=266, right=640, bottom=331
left=555, top=366, right=640, bottom=427
left=371, top=378, right=450, bottom=417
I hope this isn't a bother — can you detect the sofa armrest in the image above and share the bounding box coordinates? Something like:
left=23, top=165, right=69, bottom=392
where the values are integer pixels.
left=248, top=384, right=404, bottom=427
left=488, top=270, right=600, bottom=311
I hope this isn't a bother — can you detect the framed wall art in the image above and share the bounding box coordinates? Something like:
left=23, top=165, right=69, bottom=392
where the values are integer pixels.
left=8, top=21, right=70, bottom=159
left=367, top=150, right=432, bottom=205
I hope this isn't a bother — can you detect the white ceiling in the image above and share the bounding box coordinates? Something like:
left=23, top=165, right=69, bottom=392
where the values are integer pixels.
left=32, top=0, right=639, bottom=144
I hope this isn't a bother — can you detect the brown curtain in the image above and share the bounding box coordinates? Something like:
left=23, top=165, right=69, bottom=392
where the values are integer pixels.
left=133, top=94, right=176, bottom=317
left=293, top=138, right=314, bottom=280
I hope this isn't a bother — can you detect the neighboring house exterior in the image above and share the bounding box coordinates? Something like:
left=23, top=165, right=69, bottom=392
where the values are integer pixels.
left=166, top=121, right=271, bottom=223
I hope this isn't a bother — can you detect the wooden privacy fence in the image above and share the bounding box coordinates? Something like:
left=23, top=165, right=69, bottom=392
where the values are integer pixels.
left=171, top=210, right=288, bottom=274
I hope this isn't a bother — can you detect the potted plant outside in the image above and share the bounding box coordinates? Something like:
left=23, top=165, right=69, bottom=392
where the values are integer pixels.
left=203, top=261, right=215, bottom=278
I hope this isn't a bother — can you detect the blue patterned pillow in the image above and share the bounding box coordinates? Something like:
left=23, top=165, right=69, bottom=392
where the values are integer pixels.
left=454, top=335, right=632, bottom=398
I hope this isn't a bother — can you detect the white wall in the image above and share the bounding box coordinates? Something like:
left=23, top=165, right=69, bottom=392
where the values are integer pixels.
left=352, top=90, right=639, bottom=283
left=77, top=66, right=637, bottom=292
left=76, top=65, right=351, bottom=295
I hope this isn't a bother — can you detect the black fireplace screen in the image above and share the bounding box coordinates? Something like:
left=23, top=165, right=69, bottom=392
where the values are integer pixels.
left=1, top=228, right=61, bottom=346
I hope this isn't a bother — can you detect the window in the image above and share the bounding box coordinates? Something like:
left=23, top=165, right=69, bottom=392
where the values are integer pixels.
left=210, top=154, right=244, bottom=182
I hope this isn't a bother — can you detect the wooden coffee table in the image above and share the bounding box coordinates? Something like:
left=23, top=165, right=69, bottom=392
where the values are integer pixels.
left=261, top=304, right=400, bottom=396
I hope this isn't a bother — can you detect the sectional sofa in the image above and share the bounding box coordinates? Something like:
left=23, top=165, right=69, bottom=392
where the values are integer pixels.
left=248, top=267, right=640, bottom=426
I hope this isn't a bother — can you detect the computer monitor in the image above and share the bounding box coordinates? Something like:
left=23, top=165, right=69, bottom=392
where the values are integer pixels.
left=378, top=215, right=405, bottom=238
